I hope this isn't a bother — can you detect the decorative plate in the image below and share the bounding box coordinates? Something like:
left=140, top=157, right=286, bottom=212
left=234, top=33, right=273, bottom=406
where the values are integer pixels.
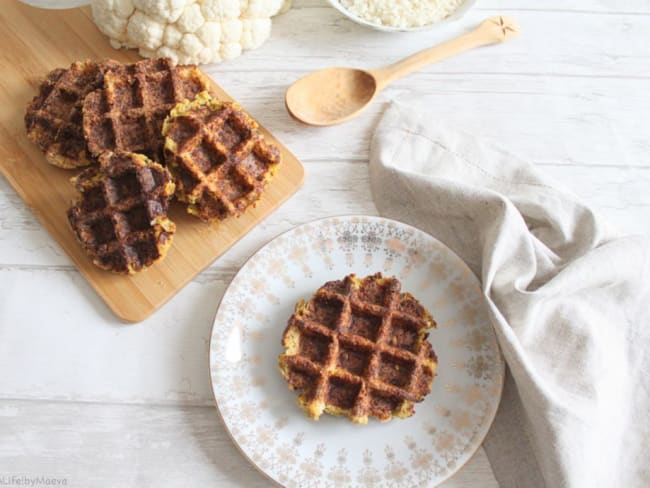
left=209, top=216, right=504, bottom=487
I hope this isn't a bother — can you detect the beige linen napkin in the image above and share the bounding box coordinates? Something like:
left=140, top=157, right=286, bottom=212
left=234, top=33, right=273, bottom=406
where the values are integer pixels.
left=369, top=102, right=650, bottom=488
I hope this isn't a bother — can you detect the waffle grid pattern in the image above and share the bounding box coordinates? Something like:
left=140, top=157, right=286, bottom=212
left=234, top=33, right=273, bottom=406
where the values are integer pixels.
left=25, top=61, right=109, bottom=168
left=82, top=58, right=211, bottom=163
left=280, top=273, right=437, bottom=424
left=67, top=151, right=176, bottom=274
left=163, top=92, right=281, bottom=222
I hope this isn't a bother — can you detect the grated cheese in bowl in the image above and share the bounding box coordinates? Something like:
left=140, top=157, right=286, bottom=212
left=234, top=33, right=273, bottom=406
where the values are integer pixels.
left=334, top=0, right=468, bottom=30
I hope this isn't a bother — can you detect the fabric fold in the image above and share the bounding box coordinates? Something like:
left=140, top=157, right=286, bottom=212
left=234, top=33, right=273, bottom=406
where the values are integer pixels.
left=369, top=101, right=650, bottom=488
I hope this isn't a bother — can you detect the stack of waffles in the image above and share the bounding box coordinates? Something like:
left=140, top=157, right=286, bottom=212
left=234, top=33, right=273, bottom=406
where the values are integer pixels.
left=25, top=58, right=280, bottom=273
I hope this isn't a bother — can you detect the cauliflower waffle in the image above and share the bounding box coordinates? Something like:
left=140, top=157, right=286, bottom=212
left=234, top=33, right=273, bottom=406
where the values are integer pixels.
left=24, top=60, right=120, bottom=169
left=25, top=56, right=279, bottom=273
left=82, top=57, right=213, bottom=164
left=162, top=91, right=280, bottom=222
left=279, top=273, right=438, bottom=424
left=67, top=151, right=176, bottom=274
left=91, top=0, right=293, bottom=65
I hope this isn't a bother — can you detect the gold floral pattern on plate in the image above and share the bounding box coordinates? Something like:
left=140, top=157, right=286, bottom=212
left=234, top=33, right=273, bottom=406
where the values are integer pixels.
left=209, top=216, right=505, bottom=487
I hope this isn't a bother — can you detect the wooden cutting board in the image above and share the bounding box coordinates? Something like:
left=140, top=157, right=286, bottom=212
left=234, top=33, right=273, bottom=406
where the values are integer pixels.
left=0, top=2, right=304, bottom=322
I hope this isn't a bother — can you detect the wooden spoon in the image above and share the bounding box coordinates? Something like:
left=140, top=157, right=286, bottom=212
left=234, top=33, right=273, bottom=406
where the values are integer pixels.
left=285, top=16, right=520, bottom=126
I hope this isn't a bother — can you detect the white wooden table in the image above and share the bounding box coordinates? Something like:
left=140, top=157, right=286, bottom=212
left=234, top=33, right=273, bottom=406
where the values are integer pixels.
left=2, top=1, right=649, bottom=486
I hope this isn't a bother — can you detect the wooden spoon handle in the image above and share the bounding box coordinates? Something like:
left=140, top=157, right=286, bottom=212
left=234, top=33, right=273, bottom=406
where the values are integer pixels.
left=370, top=16, right=520, bottom=89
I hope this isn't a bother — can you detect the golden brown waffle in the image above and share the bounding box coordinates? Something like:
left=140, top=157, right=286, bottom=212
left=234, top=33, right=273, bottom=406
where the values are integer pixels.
left=279, top=273, right=438, bottom=424
left=67, top=151, right=176, bottom=274
left=24, top=60, right=120, bottom=168
left=82, top=58, right=212, bottom=163
left=162, top=91, right=281, bottom=222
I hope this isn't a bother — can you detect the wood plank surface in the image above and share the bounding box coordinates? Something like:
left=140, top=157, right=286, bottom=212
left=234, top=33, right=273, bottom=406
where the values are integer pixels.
left=0, top=399, right=498, bottom=488
left=0, top=2, right=304, bottom=322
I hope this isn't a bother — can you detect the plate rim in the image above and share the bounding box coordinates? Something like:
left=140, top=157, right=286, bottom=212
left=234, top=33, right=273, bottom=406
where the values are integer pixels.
left=208, top=214, right=505, bottom=487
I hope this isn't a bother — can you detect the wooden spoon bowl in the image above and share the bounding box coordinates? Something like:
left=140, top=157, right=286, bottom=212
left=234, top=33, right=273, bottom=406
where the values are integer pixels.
left=286, top=16, right=520, bottom=126
left=286, top=68, right=377, bottom=126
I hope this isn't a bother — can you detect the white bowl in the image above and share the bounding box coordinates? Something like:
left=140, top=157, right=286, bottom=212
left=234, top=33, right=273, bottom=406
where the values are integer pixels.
left=18, top=0, right=89, bottom=8
left=327, top=0, right=477, bottom=32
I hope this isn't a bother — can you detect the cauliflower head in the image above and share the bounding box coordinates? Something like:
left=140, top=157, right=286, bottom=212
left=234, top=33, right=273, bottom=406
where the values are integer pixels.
left=91, top=0, right=292, bottom=65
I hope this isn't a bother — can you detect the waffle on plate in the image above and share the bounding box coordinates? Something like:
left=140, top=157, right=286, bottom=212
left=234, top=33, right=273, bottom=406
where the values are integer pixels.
left=279, top=273, right=438, bottom=424
left=82, top=58, right=213, bottom=163
left=162, top=91, right=281, bottom=222
left=67, top=151, right=176, bottom=274
left=24, top=60, right=120, bottom=168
